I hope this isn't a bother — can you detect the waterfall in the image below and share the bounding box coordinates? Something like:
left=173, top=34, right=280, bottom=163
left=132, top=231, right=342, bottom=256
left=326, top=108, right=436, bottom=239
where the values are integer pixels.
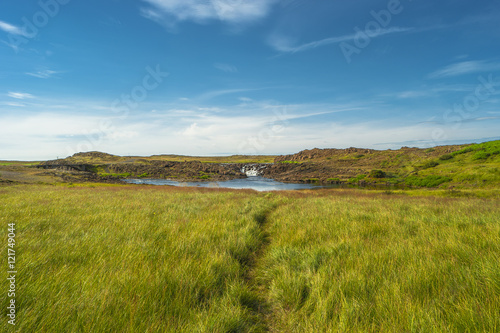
left=241, top=164, right=267, bottom=177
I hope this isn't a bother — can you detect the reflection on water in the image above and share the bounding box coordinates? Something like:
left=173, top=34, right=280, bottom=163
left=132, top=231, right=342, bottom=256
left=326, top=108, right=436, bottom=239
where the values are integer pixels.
left=124, top=176, right=324, bottom=191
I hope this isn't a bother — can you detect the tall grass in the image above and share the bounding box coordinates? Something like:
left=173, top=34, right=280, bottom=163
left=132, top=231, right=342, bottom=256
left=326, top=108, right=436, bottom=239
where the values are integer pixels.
left=259, top=193, right=500, bottom=332
left=1, top=185, right=499, bottom=332
left=0, top=185, right=274, bottom=332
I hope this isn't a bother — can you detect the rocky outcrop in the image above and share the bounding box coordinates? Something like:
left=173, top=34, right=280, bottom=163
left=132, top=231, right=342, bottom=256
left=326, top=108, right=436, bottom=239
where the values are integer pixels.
left=261, top=162, right=356, bottom=183
left=37, top=164, right=94, bottom=172
left=35, top=143, right=472, bottom=185
left=36, top=158, right=367, bottom=184
left=107, top=160, right=247, bottom=181
left=275, top=147, right=375, bottom=162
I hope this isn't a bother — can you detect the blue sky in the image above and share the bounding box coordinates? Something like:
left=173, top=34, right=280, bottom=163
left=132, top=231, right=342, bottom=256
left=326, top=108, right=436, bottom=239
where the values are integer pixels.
left=1, top=0, right=499, bottom=160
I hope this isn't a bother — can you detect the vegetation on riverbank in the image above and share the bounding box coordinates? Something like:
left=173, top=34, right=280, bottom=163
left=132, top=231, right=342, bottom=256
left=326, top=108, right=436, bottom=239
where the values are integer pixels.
left=266, top=140, right=500, bottom=188
left=1, top=140, right=499, bottom=189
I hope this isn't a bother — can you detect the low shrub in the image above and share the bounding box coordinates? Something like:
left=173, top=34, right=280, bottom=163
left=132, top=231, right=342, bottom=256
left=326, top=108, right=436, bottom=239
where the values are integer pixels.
left=473, top=150, right=490, bottom=160
left=421, top=160, right=439, bottom=169
left=439, top=154, right=453, bottom=161
left=405, top=175, right=452, bottom=188
left=348, top=174, right=367, bottom=183
left=452, top=146, right=474, bottom=156
left=451, top=141, right=500, bottom=157
left=100, top=172, right=131, bottom=178
left=369, top=170, right=386, bottom=178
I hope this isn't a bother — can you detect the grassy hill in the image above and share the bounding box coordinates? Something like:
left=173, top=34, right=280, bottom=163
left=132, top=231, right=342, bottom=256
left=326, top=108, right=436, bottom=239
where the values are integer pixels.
left=1, top=140, right=499, bottom=189
left=43, top=151, right=276, bottom=165
left=266, top=140, right=500, bottom=189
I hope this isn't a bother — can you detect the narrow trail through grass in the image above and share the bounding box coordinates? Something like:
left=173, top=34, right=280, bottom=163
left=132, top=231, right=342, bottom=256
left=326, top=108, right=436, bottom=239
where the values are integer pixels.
left=244, top=203, right=282, bottom=332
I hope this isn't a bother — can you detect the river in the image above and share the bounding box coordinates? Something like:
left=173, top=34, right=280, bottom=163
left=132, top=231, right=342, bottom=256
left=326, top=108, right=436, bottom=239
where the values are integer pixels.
left=123, top=176, right=325, bottom=191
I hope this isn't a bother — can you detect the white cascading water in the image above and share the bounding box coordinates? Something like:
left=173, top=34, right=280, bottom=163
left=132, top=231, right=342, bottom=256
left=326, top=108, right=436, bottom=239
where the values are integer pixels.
left=241, top=164, right=266, bottom=177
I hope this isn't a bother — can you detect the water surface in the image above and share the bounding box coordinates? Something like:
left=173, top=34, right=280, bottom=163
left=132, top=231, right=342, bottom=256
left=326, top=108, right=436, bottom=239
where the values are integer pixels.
left=124, top=176, right=324, bottom=191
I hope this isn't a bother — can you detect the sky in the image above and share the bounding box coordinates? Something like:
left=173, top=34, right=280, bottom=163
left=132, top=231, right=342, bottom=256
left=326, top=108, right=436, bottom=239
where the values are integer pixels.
left=1, top=0, right=499, bottom=160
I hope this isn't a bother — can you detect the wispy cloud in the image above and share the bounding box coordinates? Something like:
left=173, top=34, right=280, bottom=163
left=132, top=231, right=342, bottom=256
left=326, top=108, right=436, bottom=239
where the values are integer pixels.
left=269, top=27, right=413, bottom=53
left=1, top=95, right=499, bottom=159
left=392, top=84, right=476, bottom=99
left=141, top=0, right=278, bottom=26
left=7, top=92, right=35, bottom=100
left=428, top=60, right=500, bottom=79
left=2, top=102, right=26, bottom=107
left=417, top=116, right=500, bottom=127
left=0, top=20, right=28, bottom=36
left=214, top=63, right=238, bottom=73
left=396, top=91, right=432, bottom=99
left=198, top=88, right=260, bottom=100
left=26, top=69, right=61, bottom=79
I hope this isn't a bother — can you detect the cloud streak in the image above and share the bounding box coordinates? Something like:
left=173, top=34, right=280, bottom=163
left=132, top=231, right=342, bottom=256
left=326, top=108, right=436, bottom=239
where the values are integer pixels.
left=0, top=20, right=28, bottom=37
left=141, top=0, right=278, bottom=26
left=269, top=27, right=413, bottom=53
left=7, top=92, right=35, bottom=100
left=214, top=63, right=238, bottom=73
left=26, top=69, right=61, bottom=79
left=428, top=60, right=500, bottom=79
left=197, top=88, right=263, bottom=101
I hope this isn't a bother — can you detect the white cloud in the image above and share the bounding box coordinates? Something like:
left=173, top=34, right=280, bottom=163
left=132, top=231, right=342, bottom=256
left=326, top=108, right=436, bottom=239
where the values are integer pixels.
left=26, top=69, right=61, bottom=79
left=214, top=63, right=238, bottom=73
left=0, top=20, right=28, bottom=36
left=269, top=27, right=413, bottom=53
left=2, top=102, right=26, bottom=107
left=396, top=91, right=432, bottom=99
left=141, top=0, right=278, bottom=25
left=0, top=100, right=359, bottom=159
left=391, top=84, right=476, bottom=99
left=183, top=122, right=200, bottom=136
left=428, top=60, right=500, bottom=79
left=1, top=113, right=101, bottom=137
left=1, top=96, right=499, bottom=160
left=7, top=92, right=35, bottom=100
left=198, top=88, right=257, bottom=100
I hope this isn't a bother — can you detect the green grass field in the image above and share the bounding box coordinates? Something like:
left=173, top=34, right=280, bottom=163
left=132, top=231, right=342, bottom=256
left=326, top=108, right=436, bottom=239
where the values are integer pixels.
left=0, top=162, right=40, bottom=166
left=1, top=184, right=499, bottom=332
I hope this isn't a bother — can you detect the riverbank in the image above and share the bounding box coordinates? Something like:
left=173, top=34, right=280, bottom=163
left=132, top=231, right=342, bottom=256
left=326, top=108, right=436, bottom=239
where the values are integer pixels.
left=1, top=140, right=499, bottom=190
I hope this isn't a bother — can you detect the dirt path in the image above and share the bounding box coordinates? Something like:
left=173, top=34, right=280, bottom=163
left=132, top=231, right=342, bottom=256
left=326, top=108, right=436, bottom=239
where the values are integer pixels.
left=244, top=204, right=281, bottom=332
